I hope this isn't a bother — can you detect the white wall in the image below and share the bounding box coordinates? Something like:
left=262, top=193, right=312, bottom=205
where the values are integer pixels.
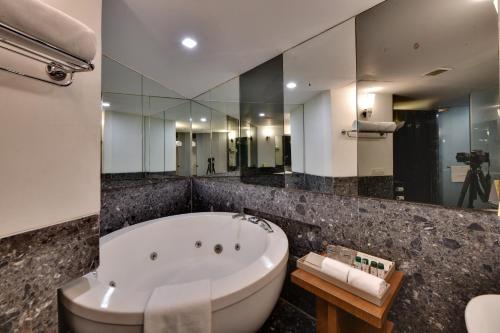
left=103, top=111, right=143, bottom=173
left=0, top=0, right=102, bottom=238
left=304, top=91, right=334, bottom=177
left=143, top=118, right=176, bottom=173
left=331, top=83, right=358, bottom=177
left=165, top=121, right=177, bottom=172
left=212, top=132, right=228, bottom=173
left=290, top=106, right=305, bottom=173
left=195, top=133, right=211, bottom=175
left=357, top=93, right=394, bottom=177
left=257, top=125, right=283, bottom=167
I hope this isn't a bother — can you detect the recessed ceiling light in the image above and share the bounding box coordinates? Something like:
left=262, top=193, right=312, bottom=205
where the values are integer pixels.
left=259, top=113, right=265, bottom=117
left=102, top=102, right=110, bottom=107
left=200, top=117, right=207, bottom=122
left=182, top=37, right=197, bottom=49
left=286, top=82, right=297, bottom=89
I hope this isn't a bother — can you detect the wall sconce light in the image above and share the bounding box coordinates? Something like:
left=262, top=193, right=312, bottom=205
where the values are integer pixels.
left=358, top=93, right=375, bottom=119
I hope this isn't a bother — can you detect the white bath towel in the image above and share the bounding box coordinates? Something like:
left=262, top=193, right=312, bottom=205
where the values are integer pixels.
left=320, top=257, right=351, bottom=283
left=347, top=267, right=388, bottom=298
left=0, top=0, right=96, bottom=61
left=144, top=279, right=211, bottom=333
left=352, top=120, right=397, bottom=133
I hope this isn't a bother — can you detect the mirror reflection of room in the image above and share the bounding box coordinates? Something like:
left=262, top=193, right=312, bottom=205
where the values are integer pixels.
left=283, top=19, right=358, bottom=195
left=356, top=0, right=499, bottom=211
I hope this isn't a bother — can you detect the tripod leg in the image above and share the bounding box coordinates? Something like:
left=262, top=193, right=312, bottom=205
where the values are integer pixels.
left=477, top=170, right=491, bottom=202
left=458, top=171, right=472, bottom=207
left=468, top=173, right=477, bottom=209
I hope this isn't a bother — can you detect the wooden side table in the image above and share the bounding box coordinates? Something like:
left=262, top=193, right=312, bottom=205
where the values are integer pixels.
left=291, top=269, right=404, bottom=333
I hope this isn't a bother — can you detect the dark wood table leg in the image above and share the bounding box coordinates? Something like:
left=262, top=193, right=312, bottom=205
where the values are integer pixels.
left=316, top=297, right=394, bottom=333
left=316, top=298, right=340, bottom=333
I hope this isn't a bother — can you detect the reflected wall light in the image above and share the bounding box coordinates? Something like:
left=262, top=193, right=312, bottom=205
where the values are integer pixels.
left=102, top=101, right=110, bottom=107
left=358, top=93, right=375, bottom=119
left=286, top=82, right=297, bottom=89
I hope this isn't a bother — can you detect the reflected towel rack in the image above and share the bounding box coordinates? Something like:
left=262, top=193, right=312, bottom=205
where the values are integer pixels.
left=0, top=22, right=94, bottom=87
left=341, top=130, right=389, bottom=139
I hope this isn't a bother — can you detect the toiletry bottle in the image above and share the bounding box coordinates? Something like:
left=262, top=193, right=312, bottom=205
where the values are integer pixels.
left=377, top=262, right=385, bottom=278
left=354, top=256, right=362, bottom=270
left=326, top=245, right=335, bottom=258
left=361, top=258, right=369, bottom=272
left=370, top=261, right=378, bottom=276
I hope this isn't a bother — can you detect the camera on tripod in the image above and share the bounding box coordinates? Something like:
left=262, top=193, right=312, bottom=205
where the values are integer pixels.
left=455, top=150, right=491, bottom=208
left=456, top=150, right=490, bottom=166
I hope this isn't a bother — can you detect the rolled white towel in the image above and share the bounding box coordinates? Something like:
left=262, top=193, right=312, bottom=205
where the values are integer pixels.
left=347, top=267, right=388, bottom=298
left=352, top=120, right=397, bottom=133
left=321, top=257, right=351, bottom=283
left=0, top=0, right=96, bottom=62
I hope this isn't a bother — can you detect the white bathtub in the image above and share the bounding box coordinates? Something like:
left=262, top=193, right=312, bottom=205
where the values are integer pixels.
left=60, top=212, right=289, bottom=333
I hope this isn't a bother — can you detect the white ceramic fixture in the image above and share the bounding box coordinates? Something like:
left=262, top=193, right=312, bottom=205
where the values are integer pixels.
left=465, top=294, right=500, bottom=333
left=60, top=212, right=289, bottom=333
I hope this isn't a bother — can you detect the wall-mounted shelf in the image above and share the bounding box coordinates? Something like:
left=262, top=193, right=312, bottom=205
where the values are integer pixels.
left=0, top=22, right=94, bottom=87
left=341, top=130, right=389, bottom=139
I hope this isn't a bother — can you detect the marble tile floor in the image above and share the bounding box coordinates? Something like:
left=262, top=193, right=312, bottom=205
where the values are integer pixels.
left=259, top=298, right=316, bottom=333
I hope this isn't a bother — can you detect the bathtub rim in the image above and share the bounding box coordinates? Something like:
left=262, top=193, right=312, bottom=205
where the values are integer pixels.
left=60, top=212, right=289, bottom=326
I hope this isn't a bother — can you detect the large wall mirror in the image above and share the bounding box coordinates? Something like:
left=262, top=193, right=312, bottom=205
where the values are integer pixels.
left=102, top=56, right=240, bottom=180
left=101, top=0, right=499, bottom=212
left=283, top=18, right=357, bottom=194
left=356, top=0, right=499, bottom=211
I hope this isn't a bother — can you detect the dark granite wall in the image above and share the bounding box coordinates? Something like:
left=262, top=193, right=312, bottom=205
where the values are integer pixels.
left=100, top=177, right=192, bottom=236
left=192, top=177, right=500, bottom=333
left=0, top=216, right=99, bottom=333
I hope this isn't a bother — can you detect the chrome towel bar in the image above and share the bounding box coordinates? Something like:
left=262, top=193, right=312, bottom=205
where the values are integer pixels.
left=0, top=22, right=94, bottom=87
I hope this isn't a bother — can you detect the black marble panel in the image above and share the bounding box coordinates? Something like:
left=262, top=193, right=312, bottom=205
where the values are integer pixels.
left=192, top=177, right=500, bottom=333
left=0, top=215, right=99, bottom=333
left=101, top=172, right=178, bottom=181
left=286, top=174, right=358, bottom=197
left=358, top=176, right=394, bottom=199
left=245, top=209, right=323, bottom=257
left=101, top=177, right=191, bottom=236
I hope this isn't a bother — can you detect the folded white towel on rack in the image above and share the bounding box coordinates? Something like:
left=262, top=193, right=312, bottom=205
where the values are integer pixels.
left=347, top=268, right=388, bottom=298
left=352, top=120, right=397, bottom=133
left=0, top=0, right=96, bottom=62
left=144, top=279, right=212, bottom=333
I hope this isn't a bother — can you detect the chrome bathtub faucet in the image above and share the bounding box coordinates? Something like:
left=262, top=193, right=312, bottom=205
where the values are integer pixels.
left=232, top=208, right=246, bottom=220
left=248, top=216, right=273, bottom=233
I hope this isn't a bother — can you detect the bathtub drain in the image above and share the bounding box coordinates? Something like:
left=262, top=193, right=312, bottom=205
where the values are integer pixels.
left=150, top=252, right=158, bottom=261
left=109, top=281, right=116, bottom=287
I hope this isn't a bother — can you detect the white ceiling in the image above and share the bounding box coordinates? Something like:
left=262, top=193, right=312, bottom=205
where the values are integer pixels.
left=284, top=18, right=356, bottom=105
left=356, top=0, right=499, bottom=110
left=102, top=0, right=385, bottom=99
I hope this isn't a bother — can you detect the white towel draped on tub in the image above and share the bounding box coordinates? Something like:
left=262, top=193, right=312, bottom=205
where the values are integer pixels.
left=144, top=279, right=212, bottom=333
left=0, top=0, right=96, bottom=61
